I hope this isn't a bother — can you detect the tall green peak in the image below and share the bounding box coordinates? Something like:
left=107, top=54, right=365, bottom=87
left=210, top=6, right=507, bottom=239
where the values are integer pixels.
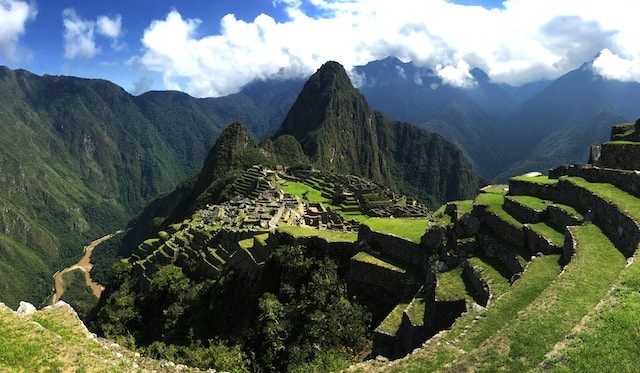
left=272, top=61, right=482, bottom=207
left=192, top=122, right=261, bottom=199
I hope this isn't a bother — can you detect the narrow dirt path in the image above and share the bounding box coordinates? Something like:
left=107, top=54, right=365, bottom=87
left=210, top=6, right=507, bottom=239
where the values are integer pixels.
left=51, top=231, right=121, bottom=304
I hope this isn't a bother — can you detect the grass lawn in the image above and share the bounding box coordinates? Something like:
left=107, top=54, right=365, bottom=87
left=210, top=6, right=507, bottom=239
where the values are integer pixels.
left=528, top=222, right=565, bottom=247
left=351, top=251, right=406, bottom=273
left=364, top=217, right=429, bottom=243
left=447, top=223, right=625, bottom=372
left=280, top=181, right=329, bottom=203
left=475, top=192, right=523, bottom=229
left=510, top=175, right=559, bottom=185
left=376, top=303, right=409, bottom=335
left=277, top=225, right=358, bottom=243
left=435, top=267, right=468, bottom=301
left=540, top=256, right=640, bottom=372
left=506, top=195, right=549, bottom=211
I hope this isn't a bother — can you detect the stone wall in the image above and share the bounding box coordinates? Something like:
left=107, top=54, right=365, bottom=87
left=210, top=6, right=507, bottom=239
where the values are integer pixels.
left=476, top=231, right=525, bottom=276
left=503, top=197, right=546, bottom=223
left=480, top=211, right=524, bottom=248
left=462, top=261, right=490, bottom=306
left=594, top=142, right=640, bottom=171
left=508, top=179, right=561, bottom=201
left=554, top=179, right=640, bottom=257
left=359, top=224, right=424, bottom=267
left=562, top=227, right=577, bottom=266
left=273, top=230, right=360, bottom=270
left=550, top=165, right=640, bottom=199
left=523, top=225, right=562, bottom=255
left=547, top=205, right=582, bottom=231
left=346, top=257, right=421, bottom=324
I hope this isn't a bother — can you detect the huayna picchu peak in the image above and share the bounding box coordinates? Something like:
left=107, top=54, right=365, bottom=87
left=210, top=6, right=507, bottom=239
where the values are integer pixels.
left=273, top=61, right=483, bottom=206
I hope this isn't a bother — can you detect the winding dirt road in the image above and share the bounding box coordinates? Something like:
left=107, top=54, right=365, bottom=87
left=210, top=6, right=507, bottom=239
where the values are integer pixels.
left=51, top=231, right=121, bottom=304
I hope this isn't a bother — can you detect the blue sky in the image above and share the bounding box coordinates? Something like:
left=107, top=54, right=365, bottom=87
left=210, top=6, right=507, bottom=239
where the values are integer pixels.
left=0, top=0, right=638, bottom=97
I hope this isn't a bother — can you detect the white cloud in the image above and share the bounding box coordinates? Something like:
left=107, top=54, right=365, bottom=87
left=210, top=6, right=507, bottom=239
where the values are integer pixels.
left=63, top=9, right=124, bottom=59
left=0, top=0, right=36, bottom=62
left=136, top=0, right=640, bottom=97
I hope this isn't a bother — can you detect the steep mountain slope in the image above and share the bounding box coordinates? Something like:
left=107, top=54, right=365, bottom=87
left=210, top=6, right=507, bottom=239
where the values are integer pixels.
left=499, top=62, right=640, bottom=178
left=0, top=68, right=178, bottom=306
left=273, top=61, right=482, bottom=206
left=0, top=67, right=299, bottom=307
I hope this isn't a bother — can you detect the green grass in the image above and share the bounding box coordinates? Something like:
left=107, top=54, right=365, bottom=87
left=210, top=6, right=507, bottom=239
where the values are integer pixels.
left=238, top=238, right=254, bottom=249
left=351, top=252, right=405, bottom=273
left=510, top=175, right=559, bottom=185
left=565, top=177, right=640, bottom=222
left=363, top=217, right=429, bottom=243
left=281, top=181, right=330, bottom=203
left=550, top=203, right=583, bottom=219
left=435, top=267, right=468, bottom=301
left=507, top=195, right=549, bottom=211
left=539, top=256, right=640, bottom=372
left=406, top=292, right=426, bottom=326
left=277, top=225, right=358, bottom=243
left=447, top=223, right=625, bottom=371
left=529, top=222, right=565, bottom=247
left=454, top=200, right=474, bottom=215
left=475, top=192, right=523, bottom=229
left=376, top=303, right=409, bottom=335
left=604, top=140, right=640, bottom=145
left=467, top=256, right=511, bottom=299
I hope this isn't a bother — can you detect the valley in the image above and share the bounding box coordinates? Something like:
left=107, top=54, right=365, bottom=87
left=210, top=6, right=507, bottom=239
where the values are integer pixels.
left=51, top=231, right=121, bottom=304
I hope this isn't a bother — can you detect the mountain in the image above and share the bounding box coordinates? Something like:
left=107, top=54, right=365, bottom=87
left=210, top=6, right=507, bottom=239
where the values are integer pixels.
left=0, top=67, right=305, bottom=307
left=498, top=61, right=640, bottom=179
left=273, top=61, right=483, bottom=206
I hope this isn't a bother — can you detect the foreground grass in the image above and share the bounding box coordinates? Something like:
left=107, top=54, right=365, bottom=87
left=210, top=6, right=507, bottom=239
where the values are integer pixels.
left=539, top=256, right=640, bottom=372
left=382, top=254, right=561, bottom=373
left=435, top=267, right=467, bottom=301
left=446, top=223, right=625, bottom=372
left=278, top=225, right=358, bottom=243
left=364, top=217, right=429, bottom=243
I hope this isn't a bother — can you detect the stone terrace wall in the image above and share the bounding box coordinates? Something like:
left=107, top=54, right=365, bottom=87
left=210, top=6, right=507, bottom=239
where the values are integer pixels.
left=462, top=261, right=490, bottom=306
left=555, top=179, right=640, bottom=257
left=550, top=165, right=640, bottom=198
left=594, top=142, right=640, bottom=171
left=523, top=225, right=562, bottom=255
left=508, top=179, right=561, bottom=201
left=503, top=197, right=546, bottom=224
left=346, top=258, right=421, bottom=324
left=273, top=231, right=360, bottom=269
left=359, top=225, right=424, bottom=267
left=476, top=231, right=525, bottom=276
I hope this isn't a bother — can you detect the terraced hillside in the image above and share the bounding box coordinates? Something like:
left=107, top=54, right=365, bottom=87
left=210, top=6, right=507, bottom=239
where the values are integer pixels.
left=355, top=121, right=640, bottom=372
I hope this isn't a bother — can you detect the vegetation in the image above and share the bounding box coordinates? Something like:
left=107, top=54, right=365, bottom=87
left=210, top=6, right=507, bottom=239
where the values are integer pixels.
left=278, top=225, right=358, bottom=243
left=91, top=246, right=371, bottom=371
left=364, top=217, right=429, bottom=243
left=59, top=269, right=98, bottom=320
left=435, top=267, right=467, bottom=301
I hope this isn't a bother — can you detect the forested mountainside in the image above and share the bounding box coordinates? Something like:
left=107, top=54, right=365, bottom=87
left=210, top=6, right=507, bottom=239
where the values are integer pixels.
left=0, top=67, right=295, bottom=307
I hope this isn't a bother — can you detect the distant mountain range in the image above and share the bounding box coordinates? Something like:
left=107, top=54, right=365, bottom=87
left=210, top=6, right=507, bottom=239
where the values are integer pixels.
left=0, top=53, right=639, bottom=306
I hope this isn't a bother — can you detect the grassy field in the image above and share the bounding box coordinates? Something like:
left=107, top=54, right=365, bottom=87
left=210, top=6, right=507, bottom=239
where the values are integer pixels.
left=364, top=217, right=429, bottom=243
left=435, top=267, right=468, bottom=301
left=510, top=175, right=559, bottom=185
left=351, top=252, right=406, bottom=273
left=507, top=195, right=549, bottom=211
left=529, top=222, right=565, bottom=247
left=446, top=224, right=625, bottom=371
left=565, top=177, right=640, bottom=222
left=475, top=191, right=524, bottom=229
left=277, top=225, right=358, bottom=243
left=540, top=255, right=640, bottom=372
left=383, top=254, right=562, bottom=373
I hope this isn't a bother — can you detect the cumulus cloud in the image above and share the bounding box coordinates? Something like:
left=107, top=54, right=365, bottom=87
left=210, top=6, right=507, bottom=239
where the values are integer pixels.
left=63, top=9, right=124, bottom=59
left=0, top=0, right=36, bottom=62
left=136, top=0, right=640, bottom=97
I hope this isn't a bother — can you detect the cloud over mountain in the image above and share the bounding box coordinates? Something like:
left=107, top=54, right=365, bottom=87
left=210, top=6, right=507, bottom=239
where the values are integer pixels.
left=134, top=0, right=640, bottom=97
left=0, top=0, right=36, bottom=62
